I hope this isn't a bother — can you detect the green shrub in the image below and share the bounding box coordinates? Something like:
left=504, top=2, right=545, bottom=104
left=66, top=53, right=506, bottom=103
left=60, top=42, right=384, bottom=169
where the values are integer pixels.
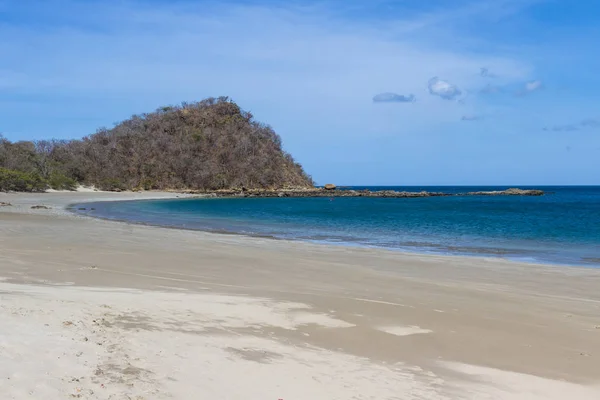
left=98, top=178, right=126, bottom=192
left=48, top=172, right=78, bottom=191
left=0, top=168, right=48, bottom=192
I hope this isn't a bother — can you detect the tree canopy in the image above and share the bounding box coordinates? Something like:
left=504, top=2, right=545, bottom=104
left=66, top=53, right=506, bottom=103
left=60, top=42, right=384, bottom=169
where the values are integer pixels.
left=0, top=97, right=313, bottom=191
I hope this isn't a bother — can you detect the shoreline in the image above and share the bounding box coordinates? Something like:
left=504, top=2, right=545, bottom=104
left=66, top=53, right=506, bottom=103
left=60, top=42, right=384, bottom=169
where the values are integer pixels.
left=66, top=193, right=597, bottom=269
left=2, top=191, right=600, bottom=399
left=69, top=206, right=597, bottom=270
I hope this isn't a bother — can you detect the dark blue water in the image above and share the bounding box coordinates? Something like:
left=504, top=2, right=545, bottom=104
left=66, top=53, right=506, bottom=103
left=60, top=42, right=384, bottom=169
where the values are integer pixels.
left=72, top=186, right=600, bottom=266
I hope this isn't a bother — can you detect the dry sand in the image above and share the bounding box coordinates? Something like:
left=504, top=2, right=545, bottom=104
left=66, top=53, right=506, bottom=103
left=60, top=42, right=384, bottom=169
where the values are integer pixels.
left=1, top=191, right=599, bottom=399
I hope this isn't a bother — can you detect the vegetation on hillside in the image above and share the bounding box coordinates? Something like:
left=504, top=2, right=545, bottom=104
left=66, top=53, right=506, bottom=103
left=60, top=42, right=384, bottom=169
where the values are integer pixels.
left=0, top=97, right=313, bottom=192
left=0, top=168, right=49, bottom=192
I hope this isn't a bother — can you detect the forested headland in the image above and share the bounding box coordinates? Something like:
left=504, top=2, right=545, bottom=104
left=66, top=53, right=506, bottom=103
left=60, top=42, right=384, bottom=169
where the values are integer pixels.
left=0, top=97, right=314, bottom=192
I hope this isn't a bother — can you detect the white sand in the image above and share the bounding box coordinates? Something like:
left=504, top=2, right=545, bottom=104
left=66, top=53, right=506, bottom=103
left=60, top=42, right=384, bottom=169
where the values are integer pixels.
left=0, top=282, right=438, bottom=399
left=3, top=281, right=598, bottom=400
left=1, top=191, right=600, bottom=399
left=377, top=325, right=433, bottom=336
left=440, top=362, right=600, bottom=400
left=2, top=280, right=599, bottom=400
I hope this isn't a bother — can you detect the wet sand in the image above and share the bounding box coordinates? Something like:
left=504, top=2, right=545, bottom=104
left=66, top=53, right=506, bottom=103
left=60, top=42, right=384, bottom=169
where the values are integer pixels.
left=1, top=191, right=599, bottom=399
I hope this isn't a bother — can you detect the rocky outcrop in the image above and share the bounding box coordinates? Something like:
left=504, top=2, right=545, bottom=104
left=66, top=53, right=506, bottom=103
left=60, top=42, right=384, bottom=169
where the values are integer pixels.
left=193, top=187, right=544, bottom=198
left=324, top=184, right=336, bottom=190
left=467, top=188, right=544, bottom=196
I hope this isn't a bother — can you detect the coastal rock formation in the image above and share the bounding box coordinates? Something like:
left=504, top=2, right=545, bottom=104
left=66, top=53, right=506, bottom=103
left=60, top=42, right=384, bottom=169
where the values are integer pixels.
left=324, top=184, right=336, bottom=190
left=467, top=188, right=544, bottom=196
left=197, top=188, right=544, bottom=198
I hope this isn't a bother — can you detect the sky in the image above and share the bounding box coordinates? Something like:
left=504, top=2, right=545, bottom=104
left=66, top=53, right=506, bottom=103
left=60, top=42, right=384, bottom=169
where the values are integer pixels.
left=0, top=0, right=599, bottom=185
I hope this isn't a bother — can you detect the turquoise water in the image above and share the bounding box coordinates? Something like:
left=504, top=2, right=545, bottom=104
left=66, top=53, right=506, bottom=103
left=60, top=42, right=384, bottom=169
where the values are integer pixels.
left=72, top=186, right=600, bottom=266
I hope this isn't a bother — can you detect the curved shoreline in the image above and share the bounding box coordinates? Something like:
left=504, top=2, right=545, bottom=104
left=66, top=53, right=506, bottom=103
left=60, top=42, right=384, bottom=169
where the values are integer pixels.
left=67, top=199, right=287, bottom=241
left=1, top=190, right=596, bottom=268
left=66, top=194, right=597, bottom=269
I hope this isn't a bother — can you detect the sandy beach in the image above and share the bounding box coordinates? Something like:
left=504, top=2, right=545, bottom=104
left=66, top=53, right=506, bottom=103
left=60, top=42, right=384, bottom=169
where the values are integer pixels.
left=1, top=191, right=599, bottom=399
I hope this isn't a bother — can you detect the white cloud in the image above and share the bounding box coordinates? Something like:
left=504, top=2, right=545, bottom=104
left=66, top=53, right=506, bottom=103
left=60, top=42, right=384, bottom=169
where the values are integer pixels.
left=372, top=93, right=415, bottom=103
left=525, top=80, right=543, bottom=92
left=0, top=2, right=533, bottom=97
left=0, top=0, right=535, bottom=183
left=427, top=77, right=463, bottom=101
left=515, top=79, right=543, bottom=96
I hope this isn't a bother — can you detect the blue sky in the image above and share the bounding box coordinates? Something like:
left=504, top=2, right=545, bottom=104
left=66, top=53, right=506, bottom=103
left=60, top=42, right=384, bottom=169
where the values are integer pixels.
left=1, top=0, right=599, bottom=185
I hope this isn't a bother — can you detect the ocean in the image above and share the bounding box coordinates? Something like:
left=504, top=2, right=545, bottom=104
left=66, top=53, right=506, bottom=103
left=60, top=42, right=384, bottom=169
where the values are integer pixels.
left=71, top=186, right=600, bottom=267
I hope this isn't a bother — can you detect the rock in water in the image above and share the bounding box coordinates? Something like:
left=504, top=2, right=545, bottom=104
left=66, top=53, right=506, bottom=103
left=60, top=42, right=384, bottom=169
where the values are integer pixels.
left=324, top=184, right=337, bottom=190
left=504, top=188, right=544, bottom=196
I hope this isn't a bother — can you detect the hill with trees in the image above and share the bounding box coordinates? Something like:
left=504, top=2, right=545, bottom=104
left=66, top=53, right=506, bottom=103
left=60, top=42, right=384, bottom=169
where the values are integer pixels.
left=0, top=97, right=314, bottom=192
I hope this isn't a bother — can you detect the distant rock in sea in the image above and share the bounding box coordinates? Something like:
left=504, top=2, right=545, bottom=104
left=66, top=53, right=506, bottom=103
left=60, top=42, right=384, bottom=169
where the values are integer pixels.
left=466, top=188, right=544, bottom=196
left=194, top=187, right=545, bottom=198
